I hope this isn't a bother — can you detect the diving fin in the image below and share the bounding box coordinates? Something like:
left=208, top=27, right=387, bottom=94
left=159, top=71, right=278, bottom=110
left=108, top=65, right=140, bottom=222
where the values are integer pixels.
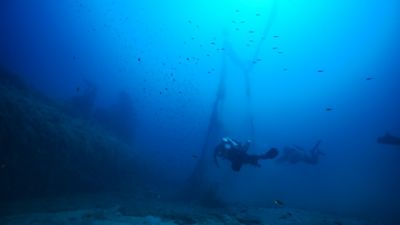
left=263, top=148, right=279, bottom=159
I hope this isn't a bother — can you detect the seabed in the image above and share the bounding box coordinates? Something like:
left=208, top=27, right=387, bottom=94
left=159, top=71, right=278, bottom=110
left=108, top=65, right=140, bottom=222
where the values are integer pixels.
left=0, top=191, right=380, bottom=225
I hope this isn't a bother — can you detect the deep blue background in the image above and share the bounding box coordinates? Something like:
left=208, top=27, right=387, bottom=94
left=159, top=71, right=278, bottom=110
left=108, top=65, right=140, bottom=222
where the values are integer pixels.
left=1, top=0, right=399, bottom=217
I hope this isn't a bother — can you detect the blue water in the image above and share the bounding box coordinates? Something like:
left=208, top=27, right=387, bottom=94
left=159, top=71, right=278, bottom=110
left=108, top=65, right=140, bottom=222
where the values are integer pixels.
left=1, top=0, right=399, bottom=222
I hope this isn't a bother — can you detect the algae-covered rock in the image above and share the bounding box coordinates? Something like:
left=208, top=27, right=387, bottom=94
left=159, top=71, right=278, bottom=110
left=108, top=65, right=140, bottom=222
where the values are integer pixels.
left=0, top=69, right=138, bottom=200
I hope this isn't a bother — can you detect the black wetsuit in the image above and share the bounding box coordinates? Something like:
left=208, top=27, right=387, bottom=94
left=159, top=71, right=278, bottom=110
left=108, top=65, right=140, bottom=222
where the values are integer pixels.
left=214, top=138, right=278, bottom=171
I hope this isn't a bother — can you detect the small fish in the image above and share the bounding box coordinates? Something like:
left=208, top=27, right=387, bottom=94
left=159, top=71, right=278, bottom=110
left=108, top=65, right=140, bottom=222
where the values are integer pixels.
left=283, top=68, right=288, bottom=71
left=192, top=154, right=198, bottom=159
left=76, top=87, right=80, bottom=93
left=325, top=107, right=333, bottom=111
left=366, top=77, right=374, bottom=80
left=137, top=57, right=141, bottom=62
left=272, top=47, right=278, bottom=50
left=273, top=35, right=279, bottom=38
left=274, top=200, right=284, bottom=206
left=317, top=69, right=324, bottom=73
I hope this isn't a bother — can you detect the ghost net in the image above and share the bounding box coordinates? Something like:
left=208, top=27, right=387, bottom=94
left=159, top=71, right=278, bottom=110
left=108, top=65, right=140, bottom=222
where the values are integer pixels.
left=183, top=0, right=278, bottom=203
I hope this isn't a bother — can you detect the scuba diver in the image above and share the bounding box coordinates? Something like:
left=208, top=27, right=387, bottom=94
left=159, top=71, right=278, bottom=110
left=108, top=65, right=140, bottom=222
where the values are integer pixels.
left=214, top=137, right=279, bottom=172
left=377, top=133, right=400, bottom=146
left=276, top=140, right=324, bottom=165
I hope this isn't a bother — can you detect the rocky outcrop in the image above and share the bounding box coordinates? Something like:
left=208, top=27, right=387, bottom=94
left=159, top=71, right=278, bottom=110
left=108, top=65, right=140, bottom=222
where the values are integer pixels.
left=0, top=68, right=138, bottom=200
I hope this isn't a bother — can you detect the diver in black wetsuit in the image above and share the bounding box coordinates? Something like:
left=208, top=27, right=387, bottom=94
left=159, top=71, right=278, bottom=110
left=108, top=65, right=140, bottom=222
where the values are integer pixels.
left=276, top=140, right=324, bottom=165
left=214, top=137, right=279, bottom=172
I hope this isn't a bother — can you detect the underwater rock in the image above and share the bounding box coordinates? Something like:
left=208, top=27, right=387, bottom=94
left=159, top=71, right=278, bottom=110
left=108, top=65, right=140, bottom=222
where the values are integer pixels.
left=65, top=79, right=97, bottom=119
left=0, top=67, right=28, bottom=91
left=94, top=91, right=136, bottom=145
left=0, top=69, right=138, bottom=201
left=235, top=216, right=262, bottom=225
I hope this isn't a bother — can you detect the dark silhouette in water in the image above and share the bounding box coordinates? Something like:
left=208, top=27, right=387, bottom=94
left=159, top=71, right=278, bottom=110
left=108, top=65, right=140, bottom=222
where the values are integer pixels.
left=277, top=140, right=324, bottom=165
left=377, top=133, right=400, bottom=146
left=214, top=137, right=279, bottom=171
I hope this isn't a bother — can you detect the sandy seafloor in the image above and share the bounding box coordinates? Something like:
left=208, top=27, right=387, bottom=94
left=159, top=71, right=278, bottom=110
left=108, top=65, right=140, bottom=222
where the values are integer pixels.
left=0, top=191, right=388, bottom=225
